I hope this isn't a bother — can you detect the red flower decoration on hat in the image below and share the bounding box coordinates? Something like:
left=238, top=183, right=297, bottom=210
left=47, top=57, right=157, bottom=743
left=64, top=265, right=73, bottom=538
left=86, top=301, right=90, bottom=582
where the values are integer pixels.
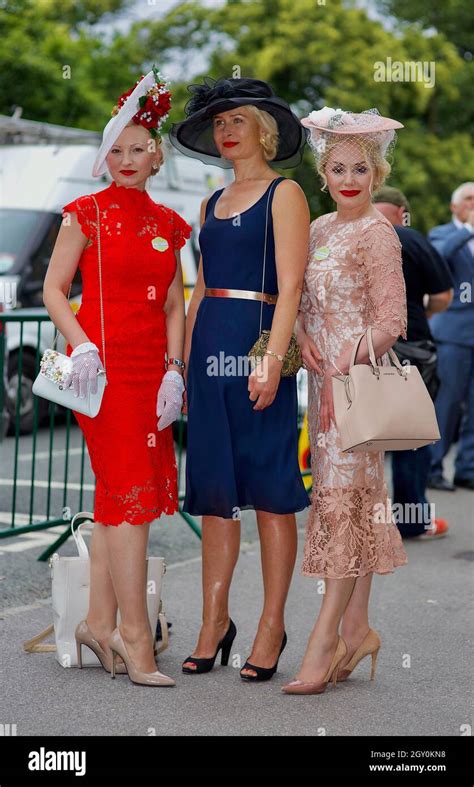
left=111, top=66, right=172, bottom=138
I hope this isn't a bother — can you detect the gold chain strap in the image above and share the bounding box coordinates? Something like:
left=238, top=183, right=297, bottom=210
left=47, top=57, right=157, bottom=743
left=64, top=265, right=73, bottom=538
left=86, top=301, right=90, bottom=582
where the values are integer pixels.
left=247, top=177, right=303, bottom=377
left=258, top=178, right=280, bottom=337
left=90, top=195, right=106, bottom=373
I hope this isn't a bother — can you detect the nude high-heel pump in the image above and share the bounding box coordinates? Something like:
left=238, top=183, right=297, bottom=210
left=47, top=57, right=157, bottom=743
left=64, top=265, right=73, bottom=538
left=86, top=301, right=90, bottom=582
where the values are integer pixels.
left=75, top=620, right=127, bottom=674
left=336, top=628, right=381, bottom=682
left=108, top=627, right=176, bottom=687
left=281, top=636, right=347, bottom=695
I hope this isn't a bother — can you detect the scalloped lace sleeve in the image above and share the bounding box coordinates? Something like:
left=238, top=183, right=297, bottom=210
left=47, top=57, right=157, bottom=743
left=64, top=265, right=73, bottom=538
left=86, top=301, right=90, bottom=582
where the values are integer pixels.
left=358, top=221, right=407, bottom=340
left=62, top=195, right=97, bottom=244
left=170, top=209, right=192, bottom=250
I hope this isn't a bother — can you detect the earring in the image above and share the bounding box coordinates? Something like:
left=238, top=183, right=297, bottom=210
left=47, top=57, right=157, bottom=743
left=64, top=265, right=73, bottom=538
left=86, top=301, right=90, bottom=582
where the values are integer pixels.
left=260, top=136, right=266, bottom=145
left=152, top=162, right=159, bottom=170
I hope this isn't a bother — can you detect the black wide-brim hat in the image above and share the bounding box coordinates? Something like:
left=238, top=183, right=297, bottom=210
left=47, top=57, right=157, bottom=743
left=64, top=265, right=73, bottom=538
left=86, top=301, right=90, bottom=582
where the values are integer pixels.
left=169, top=76, right=308, bottom=169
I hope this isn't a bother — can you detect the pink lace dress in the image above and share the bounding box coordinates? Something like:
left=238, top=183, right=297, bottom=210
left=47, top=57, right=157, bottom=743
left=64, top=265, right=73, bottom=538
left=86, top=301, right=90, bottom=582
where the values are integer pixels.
left=299, top=212, right=409, bottom=578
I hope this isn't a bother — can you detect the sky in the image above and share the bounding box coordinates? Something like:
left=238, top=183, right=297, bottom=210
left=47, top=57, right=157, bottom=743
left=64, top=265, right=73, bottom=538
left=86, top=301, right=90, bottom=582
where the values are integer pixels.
left=112, top=0, right=223, bottom=28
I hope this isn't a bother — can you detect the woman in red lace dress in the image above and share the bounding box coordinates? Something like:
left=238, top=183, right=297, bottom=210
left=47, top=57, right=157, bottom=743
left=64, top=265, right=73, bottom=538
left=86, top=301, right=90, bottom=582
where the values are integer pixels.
left=43, top=70, right=191, bottom=686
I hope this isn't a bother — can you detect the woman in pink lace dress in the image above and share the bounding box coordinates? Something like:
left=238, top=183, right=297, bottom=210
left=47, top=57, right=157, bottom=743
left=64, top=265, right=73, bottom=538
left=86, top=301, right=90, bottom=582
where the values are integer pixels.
left=282, top=108, right=408, bottom=695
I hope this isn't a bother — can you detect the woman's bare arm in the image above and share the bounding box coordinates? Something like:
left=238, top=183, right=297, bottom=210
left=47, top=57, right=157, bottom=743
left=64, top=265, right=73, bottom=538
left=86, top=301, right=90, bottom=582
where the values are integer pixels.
left=43, top=214, right=90, bottom=350
left=248, top=179, right=310, bottom=410
left=163, top=248, right=186, bottom=371
left=267, top=179, right=310, bottom=357
left=183, top=195, right=209, bottom=378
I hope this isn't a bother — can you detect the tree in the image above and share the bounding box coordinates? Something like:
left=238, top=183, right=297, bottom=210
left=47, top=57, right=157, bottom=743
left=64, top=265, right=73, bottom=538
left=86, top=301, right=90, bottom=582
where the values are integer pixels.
left=139, top=0, right=473, bottom=230
left=376, top=0, right=474, bottom=55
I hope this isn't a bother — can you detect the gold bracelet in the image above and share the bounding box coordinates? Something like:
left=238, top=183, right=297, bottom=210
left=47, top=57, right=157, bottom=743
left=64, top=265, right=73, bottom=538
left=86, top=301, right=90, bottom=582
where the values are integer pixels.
left=264, top=349, right=284, bottom=363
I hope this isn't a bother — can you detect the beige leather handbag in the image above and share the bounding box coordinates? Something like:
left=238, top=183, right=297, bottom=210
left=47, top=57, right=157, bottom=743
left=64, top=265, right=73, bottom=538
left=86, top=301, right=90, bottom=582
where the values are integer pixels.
left=331, top=327, right=441, bottom=453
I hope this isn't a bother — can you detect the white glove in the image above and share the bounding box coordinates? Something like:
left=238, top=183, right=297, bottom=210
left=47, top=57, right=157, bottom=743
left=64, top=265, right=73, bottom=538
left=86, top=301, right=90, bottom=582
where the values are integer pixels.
left=156, top=370, right=185, bottom=431
left=63, top=342, right=104, bottom=398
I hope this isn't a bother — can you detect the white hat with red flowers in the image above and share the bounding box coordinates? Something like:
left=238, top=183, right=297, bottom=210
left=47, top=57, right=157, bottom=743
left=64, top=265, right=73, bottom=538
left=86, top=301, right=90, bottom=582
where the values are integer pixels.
left=92, top=66, right=172, bottom=177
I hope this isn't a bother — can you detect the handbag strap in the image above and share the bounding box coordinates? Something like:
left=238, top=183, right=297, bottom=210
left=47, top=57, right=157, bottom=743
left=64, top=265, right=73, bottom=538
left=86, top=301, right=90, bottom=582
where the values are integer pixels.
left=366, top=326, right=404, bottom=371
left=349, top=331, right=368, bottom=369
left=90, top=195, right=106, bottom=373
left=258, top=178, right=282, bottom=337
left=71, top=510, right=95, bottom=558
left=23, top=624, right=56, bottom=653
left=52, top=195, right=106, bottom=373
left=350, top=327, right=404, bottom=372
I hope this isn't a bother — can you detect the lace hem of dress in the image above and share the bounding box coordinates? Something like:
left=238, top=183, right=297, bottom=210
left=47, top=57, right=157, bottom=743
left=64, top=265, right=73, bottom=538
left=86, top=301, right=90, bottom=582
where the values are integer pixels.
left=94, top=473, right=178, bottom=526
left=301, top=484, right=408, bottom=578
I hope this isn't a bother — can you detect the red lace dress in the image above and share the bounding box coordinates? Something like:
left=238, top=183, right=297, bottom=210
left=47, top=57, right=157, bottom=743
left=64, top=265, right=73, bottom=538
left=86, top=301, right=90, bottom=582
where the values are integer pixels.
left=63, top=181, right=192, bottom=526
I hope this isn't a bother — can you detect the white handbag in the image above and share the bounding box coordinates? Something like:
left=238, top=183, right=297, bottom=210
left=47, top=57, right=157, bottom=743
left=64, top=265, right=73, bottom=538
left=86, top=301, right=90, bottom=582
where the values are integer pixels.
left=331, top=326, right=441, bottom=453
left=32, top=195, right=107, bottom=418
left=23, top=511, right=170, bottom=667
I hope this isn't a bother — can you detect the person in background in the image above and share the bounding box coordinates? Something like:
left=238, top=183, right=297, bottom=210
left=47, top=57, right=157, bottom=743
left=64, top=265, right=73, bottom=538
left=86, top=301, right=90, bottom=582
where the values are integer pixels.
left=427, top=182, right=474, bottom=491
left=373, top=186, right=453, bottom=539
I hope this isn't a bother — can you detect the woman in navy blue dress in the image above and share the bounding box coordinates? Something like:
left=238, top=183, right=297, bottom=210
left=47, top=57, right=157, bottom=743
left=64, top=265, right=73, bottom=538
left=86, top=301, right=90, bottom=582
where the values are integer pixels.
left=170, top=77, right=310, bottom=680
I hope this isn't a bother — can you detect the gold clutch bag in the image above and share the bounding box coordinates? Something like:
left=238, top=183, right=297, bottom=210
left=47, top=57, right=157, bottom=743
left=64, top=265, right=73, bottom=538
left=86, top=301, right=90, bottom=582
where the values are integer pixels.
left=248, top=330, right=302, bottom=377
left=246, top=179, right=302, bottom=378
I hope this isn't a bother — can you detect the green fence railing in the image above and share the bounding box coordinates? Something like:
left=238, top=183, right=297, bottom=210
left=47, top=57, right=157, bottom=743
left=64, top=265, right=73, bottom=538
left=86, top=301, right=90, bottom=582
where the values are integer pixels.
left=0, top=311, right=200, bottom=561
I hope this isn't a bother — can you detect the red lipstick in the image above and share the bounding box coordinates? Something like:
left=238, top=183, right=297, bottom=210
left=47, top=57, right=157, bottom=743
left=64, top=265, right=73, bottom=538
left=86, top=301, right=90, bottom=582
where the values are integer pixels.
left=120, top=170, right=137, bottom=176
left=340, top=190, right=361, bottom=197
left=223, top=141, right=239, bottom=148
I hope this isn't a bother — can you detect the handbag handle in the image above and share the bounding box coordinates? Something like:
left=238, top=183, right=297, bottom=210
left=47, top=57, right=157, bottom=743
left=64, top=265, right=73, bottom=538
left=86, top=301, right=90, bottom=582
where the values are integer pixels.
left=71, top=510, right=94, bottom=558
left=349, top=327, right=405, bottom=373
left=349, top=327, right=381, bottom=369
left=258, top=178, right=282, bottom=337
left=52, top=195, right=106, bottom=373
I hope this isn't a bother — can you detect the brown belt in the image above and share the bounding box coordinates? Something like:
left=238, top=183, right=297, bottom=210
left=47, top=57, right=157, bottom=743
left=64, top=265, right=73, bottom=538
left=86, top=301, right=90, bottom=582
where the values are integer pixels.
left=204, top=288, right=278, bottom=305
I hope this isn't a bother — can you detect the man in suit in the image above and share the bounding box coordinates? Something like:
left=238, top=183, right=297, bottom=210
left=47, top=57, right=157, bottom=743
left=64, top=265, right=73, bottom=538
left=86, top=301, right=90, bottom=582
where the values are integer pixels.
left=374, top=186, right=453, bottom=538
left=428, top=182, right=474, bottom=491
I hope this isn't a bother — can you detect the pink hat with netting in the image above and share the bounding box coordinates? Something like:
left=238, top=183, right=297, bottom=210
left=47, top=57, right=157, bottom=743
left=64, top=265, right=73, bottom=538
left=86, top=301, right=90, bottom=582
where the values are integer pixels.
left=301, top=106, right=403, bottom=159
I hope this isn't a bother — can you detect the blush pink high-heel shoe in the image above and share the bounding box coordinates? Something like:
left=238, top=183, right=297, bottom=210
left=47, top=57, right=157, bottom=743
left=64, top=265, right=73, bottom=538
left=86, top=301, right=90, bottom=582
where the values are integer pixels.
left=336, top=629, right=381, bottom=682
left=281, top=636, right=347, bottom=695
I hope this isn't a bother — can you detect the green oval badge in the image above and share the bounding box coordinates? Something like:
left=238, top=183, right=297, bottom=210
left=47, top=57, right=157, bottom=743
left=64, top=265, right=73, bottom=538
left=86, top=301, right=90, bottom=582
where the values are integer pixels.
left=314, top=245, right=330, bottom=260
left=151, top=236, right=169, bottom=252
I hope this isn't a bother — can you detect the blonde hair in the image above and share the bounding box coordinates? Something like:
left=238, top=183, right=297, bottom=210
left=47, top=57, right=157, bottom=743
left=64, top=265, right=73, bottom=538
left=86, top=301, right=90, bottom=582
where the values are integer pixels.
left=244, top=105, right=279, bottom=161
left=317, top=134, right=391, bottom=194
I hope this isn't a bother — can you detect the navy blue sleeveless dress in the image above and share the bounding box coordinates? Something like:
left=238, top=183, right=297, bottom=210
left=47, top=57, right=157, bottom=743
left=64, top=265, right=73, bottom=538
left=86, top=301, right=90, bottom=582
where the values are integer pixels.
left=183, top=176, right=311, bottom=518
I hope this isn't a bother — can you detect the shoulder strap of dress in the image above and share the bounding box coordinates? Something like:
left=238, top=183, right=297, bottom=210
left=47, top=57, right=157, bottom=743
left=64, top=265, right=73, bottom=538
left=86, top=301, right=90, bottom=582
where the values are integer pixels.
left=270, top=175, right=286, bottom=195
left=204, top=188, right=224, bottom=219
left=265, top=176, right=286, bottom=215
